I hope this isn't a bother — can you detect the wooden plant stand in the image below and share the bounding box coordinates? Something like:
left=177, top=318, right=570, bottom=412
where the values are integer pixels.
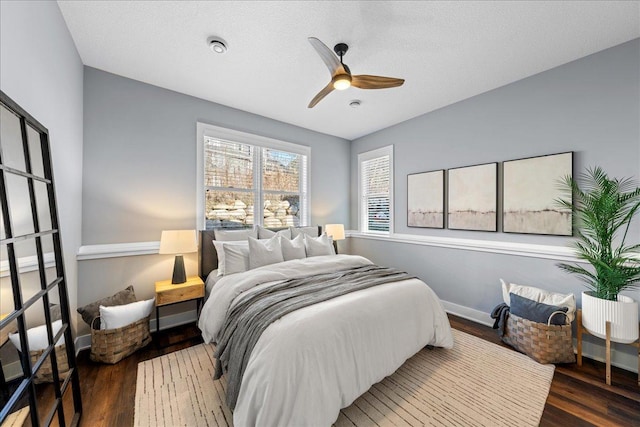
left=576, top=309, right=640, bottom=386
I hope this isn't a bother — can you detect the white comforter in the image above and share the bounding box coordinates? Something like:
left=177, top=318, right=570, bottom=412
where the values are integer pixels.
left=198, top=254, right=454, bottom=426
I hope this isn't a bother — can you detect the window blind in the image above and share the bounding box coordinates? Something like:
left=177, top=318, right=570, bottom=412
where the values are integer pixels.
left=204, top=138, right=253, bottom=189
left=203, top=135, right=309, bottom=229
left=361, top=154, right=390, bottom=232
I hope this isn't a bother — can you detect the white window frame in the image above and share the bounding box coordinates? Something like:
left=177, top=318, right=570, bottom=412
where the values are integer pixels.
left=358, top=145, right=394, bottom=234
left=196, top=122, right=311, bottom=229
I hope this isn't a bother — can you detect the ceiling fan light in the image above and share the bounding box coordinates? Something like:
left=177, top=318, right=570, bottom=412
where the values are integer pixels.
left=332, top=74, right=352, bottom=90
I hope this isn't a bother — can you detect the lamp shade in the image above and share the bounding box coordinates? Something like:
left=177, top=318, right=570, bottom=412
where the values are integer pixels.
left=159, top=230, right=198, bottom=255
left=325, top=224, right=345, bottom=241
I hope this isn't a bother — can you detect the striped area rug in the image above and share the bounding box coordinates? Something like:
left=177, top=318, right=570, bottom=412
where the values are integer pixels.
left=134, top=329, right=555, bottom=426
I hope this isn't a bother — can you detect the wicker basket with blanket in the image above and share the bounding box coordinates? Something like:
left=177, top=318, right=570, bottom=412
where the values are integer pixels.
left=502, top=311, right=575, bottom=364
left=90, top=315, right=151, bottom=364
left=30, top=344, right=70, bottom=384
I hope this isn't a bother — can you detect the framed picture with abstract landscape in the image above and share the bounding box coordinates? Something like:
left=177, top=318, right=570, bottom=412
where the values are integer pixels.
left=447, top=162, right=497, bottom=231
left=503, top=151, right=573, bottom=235
left=407, top=170, right=444, bottom=228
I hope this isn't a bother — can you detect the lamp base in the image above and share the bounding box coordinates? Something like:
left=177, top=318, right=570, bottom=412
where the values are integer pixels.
left=171, top=255, right=187, bottom=284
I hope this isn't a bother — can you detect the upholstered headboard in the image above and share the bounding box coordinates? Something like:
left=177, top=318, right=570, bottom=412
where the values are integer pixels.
left=199, top=229, right=219, bottom=281
left=199, top=226, right=322, bottom=280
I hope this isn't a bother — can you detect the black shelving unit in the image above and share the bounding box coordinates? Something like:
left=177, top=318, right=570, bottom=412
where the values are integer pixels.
left=0, top=90, right=82, bottom=426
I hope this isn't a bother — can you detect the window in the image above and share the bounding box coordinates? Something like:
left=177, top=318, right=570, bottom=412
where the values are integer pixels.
left=197, top=123, right=310, bottom=229
left=358, top=145, right=393, bottom=233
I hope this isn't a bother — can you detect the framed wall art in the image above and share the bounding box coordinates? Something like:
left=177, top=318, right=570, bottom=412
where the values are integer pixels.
left=447, top=162, right=497, bottom=231
left=503, top=151, right=573, bottom=235
left=407, top=170, right=444, bottom=228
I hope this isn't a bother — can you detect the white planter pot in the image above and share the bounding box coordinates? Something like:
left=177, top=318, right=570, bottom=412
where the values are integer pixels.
left=581, top=291, right=639, bottom=344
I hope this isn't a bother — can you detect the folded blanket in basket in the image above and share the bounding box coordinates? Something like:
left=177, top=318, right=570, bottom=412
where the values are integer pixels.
left=490, top=303, right=510, bottom=336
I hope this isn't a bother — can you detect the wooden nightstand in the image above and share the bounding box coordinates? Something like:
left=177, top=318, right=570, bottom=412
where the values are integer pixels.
left=154, top=276, right=204, bottom=333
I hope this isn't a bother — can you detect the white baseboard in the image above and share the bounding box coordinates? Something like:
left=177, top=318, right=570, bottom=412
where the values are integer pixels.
left=441, top=300, right=494, bottom=327
left=441, top=299, right=638, bottom=374
left=74, top=308, right=199, bottom=352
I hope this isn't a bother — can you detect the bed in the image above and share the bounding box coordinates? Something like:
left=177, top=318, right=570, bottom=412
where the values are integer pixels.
left=197, top=228, right=454, bottom=426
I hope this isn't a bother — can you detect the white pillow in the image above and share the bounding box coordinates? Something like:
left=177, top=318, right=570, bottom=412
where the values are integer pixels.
left=213, top=240, right=248, bottom=276
left=224, top=243, right=250, bottom=275
left=304, top=233, right=335, bottom=257
left=257, top=225, right=292, bottom=240
left=290, top=226, right=319, bottom=238
left=249, top=235, right=284, bottom=269
left=281, top=234, right=306, bottom=261
left=9, top=320, right=65, bottom=352
left=213, top=228, right=257, bottom=241
left=500, top=279, right=576, bottom=321
left=99, top=298, right=155, bottom=330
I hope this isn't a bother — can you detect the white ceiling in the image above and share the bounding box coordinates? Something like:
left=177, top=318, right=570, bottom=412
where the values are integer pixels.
left=57, top=1, right=639, bottom=140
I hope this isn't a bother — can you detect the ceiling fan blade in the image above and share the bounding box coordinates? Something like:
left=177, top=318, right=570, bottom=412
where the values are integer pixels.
left=308, top=82, right=334, bottom=108
left=308, top=37, right=341, bottom=75
left=351, top=75, right=405, bottom=89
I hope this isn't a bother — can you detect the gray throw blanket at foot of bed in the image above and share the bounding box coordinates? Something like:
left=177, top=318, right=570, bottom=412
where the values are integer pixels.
left=214, top=264, right=415, bottom=410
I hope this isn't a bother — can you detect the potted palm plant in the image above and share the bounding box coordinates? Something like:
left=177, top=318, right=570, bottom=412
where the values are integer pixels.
left=557, top=166, right=640, bottom=344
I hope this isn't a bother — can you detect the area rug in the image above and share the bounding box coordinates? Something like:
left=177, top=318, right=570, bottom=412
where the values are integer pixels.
left=134, top=329, right=555, bottom=426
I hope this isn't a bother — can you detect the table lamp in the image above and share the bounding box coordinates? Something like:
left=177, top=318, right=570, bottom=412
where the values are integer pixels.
left=325, top=224, right=345, bottom=254
left=159, top=230, right=198, bottom=284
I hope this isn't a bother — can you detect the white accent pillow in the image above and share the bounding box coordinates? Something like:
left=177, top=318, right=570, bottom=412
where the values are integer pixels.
left=224, top=243, right=250, bottom=275
left=281, top=234, right=306, bottom=261
left=213, top=240, right=248, bottom=276
left=304, top=233, right=335, bottom=257
left=99, top=298, right=155, bottom=330
left=9, top=320, right=65, bottom=352
left=213, top=228, right=257, bottom=241
left=290, top=226, right=319, bottom=238
left=249, top=236, right=284, bottom=269
left=257, top=225, right=292, bottom=240
left=500, top=279, right=576, bottom=321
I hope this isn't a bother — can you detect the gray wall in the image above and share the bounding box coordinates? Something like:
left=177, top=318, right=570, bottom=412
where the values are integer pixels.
left=78, top=68, right=350, bottom=333
left=0, top=1, right=84, bottom=326
left=349, top=39, right=640, bottom=367
left=351, top=38, right=640, bottom=242
left=82, top=67, right=350, bottom=244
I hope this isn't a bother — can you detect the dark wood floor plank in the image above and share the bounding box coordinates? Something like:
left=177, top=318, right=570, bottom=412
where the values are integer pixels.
left=20, top=316, right=640, bottom=426
left=448, top=315, right=640, bottom=427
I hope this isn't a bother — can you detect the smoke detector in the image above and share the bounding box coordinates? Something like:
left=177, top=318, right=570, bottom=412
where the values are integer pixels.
left=208, top=37, right=228, bottom=54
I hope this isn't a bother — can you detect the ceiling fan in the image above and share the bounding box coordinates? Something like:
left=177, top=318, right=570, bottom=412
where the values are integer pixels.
left=307, top=37, right=405, bottom=108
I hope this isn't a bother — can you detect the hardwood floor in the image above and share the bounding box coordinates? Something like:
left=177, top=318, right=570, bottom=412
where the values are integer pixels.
left=450, top=315, right=640, bottom=427
left=22, top=315, right=640, bottom=426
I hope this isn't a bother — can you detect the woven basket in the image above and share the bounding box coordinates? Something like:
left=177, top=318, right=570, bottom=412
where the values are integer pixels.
left=90, top=315, right=151, bottom=364
left=29, top=344, right=70, bottom=384
left=502, top=312, right=575, bottom=364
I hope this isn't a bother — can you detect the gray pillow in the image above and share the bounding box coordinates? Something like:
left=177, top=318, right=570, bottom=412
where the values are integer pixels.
left=290, top=226, right=319, bottom=238
left=214, top=228, right=257, bottom=241
left=281, top=234, right=306, bottom=261
left=248, top=236, right=284, bottom=269
left=509, top=293, right=568, bottom=325
left=257, top=225, right=291, bottom=239
left=224, top=243, right=250, bottom=275
left=77, top=285, right=137, bottom=326
left=304, top=233, right=335, bottom=257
